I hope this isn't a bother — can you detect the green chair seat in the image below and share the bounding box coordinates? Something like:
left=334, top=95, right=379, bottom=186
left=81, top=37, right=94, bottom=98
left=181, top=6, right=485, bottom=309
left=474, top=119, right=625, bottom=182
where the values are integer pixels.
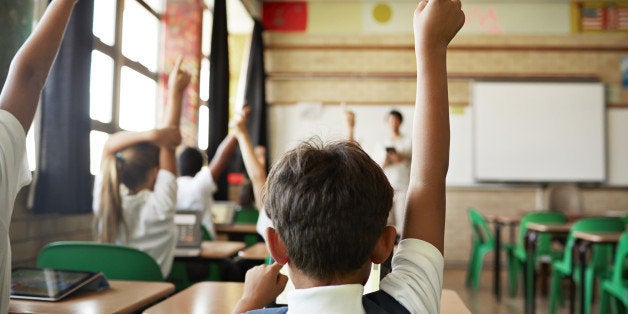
left=37, top=241, right=163, bottom=282
left=599, top=232, right=628, bottom=314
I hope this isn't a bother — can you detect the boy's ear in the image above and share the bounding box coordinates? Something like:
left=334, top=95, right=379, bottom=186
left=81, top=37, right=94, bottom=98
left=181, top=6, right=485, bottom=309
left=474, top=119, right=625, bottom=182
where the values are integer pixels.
left=266, top=227, right=289, bottom=265
left=370, top=225, right=397, bottom=264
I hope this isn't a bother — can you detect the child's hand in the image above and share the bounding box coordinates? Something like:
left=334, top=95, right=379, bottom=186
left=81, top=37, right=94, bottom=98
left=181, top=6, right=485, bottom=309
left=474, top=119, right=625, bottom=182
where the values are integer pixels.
left=229, top=106, right=251, bottom=136
left=342, top=104, right=355, bottom=129
left=234, top=263, right=288, bottom=313
left=168, top=56, right=191, bottom=92
left=152, top=127, right=181, bottom=149
left=413, top=0, right=465, bottom=53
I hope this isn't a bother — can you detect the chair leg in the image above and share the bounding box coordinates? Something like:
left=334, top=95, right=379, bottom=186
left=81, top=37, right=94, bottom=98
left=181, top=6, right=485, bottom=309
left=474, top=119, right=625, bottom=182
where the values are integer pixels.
left=549, top=270, right=563, bottom=314
left=471, top=251, right=485, bottom=290
left=466, top=249, right=476, bottom=287
left=599, top=288, right=609, bottom=314
left=508, top=256, right=519, bottom=297
left=584, top=267, right=595, bottom=314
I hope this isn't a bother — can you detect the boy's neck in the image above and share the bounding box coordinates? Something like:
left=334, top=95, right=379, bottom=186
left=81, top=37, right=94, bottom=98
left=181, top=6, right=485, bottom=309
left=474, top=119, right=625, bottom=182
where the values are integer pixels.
left=289, top=262, right=371, bottom=289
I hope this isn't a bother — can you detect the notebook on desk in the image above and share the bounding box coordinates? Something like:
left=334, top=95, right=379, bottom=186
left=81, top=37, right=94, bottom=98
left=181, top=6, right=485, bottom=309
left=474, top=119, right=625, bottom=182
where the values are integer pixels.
left=173, top=210, right=203, bottom=257
left=212, top=201, right=237, bottom=225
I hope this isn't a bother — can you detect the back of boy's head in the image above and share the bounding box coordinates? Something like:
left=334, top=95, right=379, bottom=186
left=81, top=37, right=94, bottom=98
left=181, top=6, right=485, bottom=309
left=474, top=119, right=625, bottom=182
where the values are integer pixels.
left=117, top=142, right=160, bottom=190
left=264, top=139, right=393, bottom=281
left=178, top=146, right=204, bottom=177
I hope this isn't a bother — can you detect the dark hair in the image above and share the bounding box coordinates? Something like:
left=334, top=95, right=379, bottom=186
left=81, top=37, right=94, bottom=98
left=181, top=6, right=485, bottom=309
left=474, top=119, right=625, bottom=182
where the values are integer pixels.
left=178, top=147, right=205, bottom=177
left=389, top=110, right=403, bottom=123
left=95, top=142, right=160, bottom=243
left=264, top=139, right=393, bottom=281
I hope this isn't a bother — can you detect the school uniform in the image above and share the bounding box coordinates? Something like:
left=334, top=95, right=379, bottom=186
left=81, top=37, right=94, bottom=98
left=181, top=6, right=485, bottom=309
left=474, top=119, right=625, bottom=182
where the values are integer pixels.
left=0, top=110, right=32, bottom=313
left=93, top=170, right=177, bottom=278
left=248, top=239, right=443, bottom=314
left=176, top=167, right=217, bottom=239
left=382, top=134, right=411, bottom=235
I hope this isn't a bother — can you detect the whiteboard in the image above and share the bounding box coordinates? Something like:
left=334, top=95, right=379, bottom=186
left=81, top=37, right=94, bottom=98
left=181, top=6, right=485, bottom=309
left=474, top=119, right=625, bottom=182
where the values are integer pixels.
left=268, top=103, right=473, bottom=186
left=607, top=108, right=628, bottom=186
left=472, top=81, right=605, bottom=183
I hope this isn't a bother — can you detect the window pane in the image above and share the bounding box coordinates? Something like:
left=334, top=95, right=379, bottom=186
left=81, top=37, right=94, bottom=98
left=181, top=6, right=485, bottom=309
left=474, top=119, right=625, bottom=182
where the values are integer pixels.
left=119, top=67, right=157, bottom=131
left=198, top=105, right=209, bottom=150
left=122, top=0, right=159, bottom=71
left=90, top=130, right=109, bottom=175
left=143, top=0, right=164, bottom=13
left=26, top=126, right=36, bottom=171
left=90, top=51, right=114, bottom=123
left=93, top=0, right=116, bottom=45
left=199, top=58, right=210, bottom=101
left=227, top=0, right=253, bottom=34
left=202, top=9, right=213, bottom=56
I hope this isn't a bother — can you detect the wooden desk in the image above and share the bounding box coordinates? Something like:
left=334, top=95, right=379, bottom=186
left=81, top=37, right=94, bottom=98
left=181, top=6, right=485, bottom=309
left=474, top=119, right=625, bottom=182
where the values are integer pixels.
left=215, top=223, right=257, bottom=235
left=485, top=214, right=520, bottom=301
left=199, top=240, right=246, bottom=259
left=9, top=280, right=174, bottom=314
left=573, top=231, right=623, bottom=314
left=523, top=222, right=572, bottom=314
left=238, top=242, right=269, bottom=261
left=144, top=282, right=469, bottom=314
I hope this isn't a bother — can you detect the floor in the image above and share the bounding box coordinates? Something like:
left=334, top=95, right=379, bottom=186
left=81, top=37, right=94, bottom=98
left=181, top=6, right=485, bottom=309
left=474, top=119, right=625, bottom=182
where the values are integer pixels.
left=442, top=267, right=600, bottom=314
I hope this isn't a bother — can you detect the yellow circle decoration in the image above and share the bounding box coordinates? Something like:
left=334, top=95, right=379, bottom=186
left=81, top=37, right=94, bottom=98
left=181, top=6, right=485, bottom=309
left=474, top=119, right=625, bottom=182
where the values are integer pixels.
left=372, top=3, right=393, bottom=24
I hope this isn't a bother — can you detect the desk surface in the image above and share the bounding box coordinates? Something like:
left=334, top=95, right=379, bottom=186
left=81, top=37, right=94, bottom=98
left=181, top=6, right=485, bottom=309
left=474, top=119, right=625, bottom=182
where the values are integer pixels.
left=215, top=223, right=258, bottom=234
left=526, top=222, right=572, bottom=233
left=238, top=242, right=269, bottom=260
left=9, top=280, right=174, bottom=314
left=573, top=231, right=623, bottom=242
left=200, top=240, right=247, bottom=259
left=144, top=282, right=469, bottom=314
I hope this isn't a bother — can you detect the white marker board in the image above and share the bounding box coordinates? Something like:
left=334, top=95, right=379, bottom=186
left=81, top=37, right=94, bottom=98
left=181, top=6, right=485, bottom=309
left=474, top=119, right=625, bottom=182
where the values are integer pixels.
left=472, top=81, right=605, bottom=183
left=607, top=108, right=628, bottom=186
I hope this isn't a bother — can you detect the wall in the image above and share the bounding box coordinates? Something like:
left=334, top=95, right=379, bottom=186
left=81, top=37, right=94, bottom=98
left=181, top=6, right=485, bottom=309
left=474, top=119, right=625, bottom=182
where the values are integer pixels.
left=263, top=1, right=628, bottom=265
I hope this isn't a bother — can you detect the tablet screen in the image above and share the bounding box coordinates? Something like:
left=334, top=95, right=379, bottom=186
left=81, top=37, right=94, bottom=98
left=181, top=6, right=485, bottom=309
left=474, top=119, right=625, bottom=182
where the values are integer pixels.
left=11, top=268, right=101, bottom=301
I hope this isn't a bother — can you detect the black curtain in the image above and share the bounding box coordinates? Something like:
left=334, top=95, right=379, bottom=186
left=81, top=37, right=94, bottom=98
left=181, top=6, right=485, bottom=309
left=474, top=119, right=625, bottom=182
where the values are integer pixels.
left=244, top=20, right=269, bottom=173
left=31, top=0, right=94, bottom=214
left=207, top=0, right=230, bottom=200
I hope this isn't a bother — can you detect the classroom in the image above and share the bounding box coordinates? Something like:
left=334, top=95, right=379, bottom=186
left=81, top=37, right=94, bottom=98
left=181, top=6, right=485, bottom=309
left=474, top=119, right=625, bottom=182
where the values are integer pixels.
left=1, top=0, right=627, bottom=313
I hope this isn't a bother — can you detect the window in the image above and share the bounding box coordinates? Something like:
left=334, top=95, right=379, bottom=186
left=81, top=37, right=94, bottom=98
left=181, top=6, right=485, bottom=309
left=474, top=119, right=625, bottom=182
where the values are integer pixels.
left=90, top=0, right=163, bottom=174
left=198, top=2, right=213, bottom=150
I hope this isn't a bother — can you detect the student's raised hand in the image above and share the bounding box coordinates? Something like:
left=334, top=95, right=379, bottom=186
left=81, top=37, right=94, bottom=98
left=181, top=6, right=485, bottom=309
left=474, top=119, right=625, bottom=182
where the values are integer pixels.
left=229, top=106, right=251, bottom=136
left=168, top=56, right=191, bottom=92
left=413, top=0, right=465, bottom=53
left=151, top=127, right=181, bottom=149
left=342, top=104, right=355, bottom=129
left=233, top=262, right=288, bottom=313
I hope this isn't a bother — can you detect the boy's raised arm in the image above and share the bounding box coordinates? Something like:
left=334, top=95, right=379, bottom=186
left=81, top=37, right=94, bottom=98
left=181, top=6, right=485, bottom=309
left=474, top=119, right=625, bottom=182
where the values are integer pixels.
left=0, top=0, right=78, bottom=132
left=231, top=107, right=266, bottom=209
left=402, top=0, right=464, bottom=254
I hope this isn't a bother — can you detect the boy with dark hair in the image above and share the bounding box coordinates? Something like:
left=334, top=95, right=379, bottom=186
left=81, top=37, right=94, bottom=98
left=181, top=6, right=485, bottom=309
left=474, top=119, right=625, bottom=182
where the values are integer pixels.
left=233, top=0, right=464, bottom=313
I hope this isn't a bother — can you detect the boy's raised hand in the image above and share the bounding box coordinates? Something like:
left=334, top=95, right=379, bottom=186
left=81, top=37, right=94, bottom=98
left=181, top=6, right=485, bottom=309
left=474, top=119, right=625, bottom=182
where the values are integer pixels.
left=168, top=56, right=191, bottom=93
left=230, top=106, right=251, bottom=136
left=413, top=0, right=464, bottom=53
left=152, top=127, right=181, bottom=149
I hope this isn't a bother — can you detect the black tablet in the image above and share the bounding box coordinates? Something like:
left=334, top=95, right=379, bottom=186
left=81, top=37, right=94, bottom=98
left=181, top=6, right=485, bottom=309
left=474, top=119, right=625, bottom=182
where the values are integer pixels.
left=10, top=267, right=109, bottom=301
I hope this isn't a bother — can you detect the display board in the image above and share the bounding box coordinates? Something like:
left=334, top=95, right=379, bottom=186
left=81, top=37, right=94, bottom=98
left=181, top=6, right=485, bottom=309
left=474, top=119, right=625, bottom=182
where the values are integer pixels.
left=607, top=108, right=628, bottom=186
left=472, top=81, right=606, bottom=183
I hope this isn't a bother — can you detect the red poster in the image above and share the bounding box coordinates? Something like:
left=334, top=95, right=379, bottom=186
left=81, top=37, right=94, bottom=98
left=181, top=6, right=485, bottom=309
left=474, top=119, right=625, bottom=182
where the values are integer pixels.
left=262, top=2, right=307, bottom=32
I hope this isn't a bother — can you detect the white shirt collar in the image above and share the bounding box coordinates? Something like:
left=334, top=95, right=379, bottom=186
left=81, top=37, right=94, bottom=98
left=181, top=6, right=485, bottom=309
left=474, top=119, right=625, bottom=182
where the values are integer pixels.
left=287, top=284, right=366, bottom=314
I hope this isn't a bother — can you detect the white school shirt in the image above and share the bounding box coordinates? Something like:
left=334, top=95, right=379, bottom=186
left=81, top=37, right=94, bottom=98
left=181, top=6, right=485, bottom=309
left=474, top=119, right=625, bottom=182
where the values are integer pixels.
left=0, top=110, right=32, bottom=314
left=381, top=133, right=412, bottom=192
left=93, top=170, right=177, bottom=278
left=176, top=167, right=217, bottom=239
left=286, top=239, right=443, bottom=314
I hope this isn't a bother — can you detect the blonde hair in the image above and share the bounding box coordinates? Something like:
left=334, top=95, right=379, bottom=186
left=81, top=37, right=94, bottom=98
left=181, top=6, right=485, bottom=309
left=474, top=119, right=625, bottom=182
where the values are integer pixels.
left=94, top=142, right=159, bottom=243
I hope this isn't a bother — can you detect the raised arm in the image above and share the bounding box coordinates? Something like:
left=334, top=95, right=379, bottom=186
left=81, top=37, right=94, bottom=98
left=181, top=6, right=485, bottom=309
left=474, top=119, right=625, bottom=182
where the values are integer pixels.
left=208, top=134, right=238, bottom=180
left=231, top=108, right=266, bottom=209
left=0, top=0, right=78, bottom=132
left=342, top=103, right=356, bottom=143
left=402, top=0, right=464, bottom=253
left=160, top=57, right=190, bottom=175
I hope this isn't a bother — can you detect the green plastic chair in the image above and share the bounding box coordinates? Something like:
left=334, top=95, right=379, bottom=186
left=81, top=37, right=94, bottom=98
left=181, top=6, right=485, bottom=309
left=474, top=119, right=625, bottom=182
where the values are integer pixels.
left=599, top=232, right=628, bottom=314
left=548, top=217, right=626, bottom=314
left=37, top=241, right=163, bottom=281
left=508, top=211, right=567, bottom=298
left=234, top=206, right=260, bottom=247
left=466, top=208, right=514, bottom=290
left=201, top=225, right=213, bottom=241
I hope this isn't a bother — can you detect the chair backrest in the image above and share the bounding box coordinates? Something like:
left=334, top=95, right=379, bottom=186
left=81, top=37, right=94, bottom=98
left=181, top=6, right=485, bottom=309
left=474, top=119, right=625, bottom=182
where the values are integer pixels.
left=516, top=211, right=568, bottom=254
left=467, top=208, right=494, bottom=245
left=234, top=206, right=259, bottom=224
left=559, top=217, right=626, bottom=268
left=609, top=232, right=628, bottom=284
left=37, top=241, right=163, bottom=282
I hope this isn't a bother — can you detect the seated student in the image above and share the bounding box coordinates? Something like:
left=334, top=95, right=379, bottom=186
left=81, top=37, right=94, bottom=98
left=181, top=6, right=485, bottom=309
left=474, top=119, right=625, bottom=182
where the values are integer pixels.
left=176, top=133, right=239, bottom=240
left=232, top=1, right=464, bottom=313
left=92, top=58, right=190, bottom=278
left=229, top=108, right=272, bottom=241
left=0, top=0, right=78, bottom=310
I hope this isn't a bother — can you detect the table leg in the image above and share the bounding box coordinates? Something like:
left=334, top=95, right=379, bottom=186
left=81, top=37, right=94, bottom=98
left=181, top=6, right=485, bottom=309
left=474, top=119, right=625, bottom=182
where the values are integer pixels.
left=494, top=222, right=502, bottom=302
left=578, top=241, right=591, bottom=314
left=524, top=230, right=538, bottom=314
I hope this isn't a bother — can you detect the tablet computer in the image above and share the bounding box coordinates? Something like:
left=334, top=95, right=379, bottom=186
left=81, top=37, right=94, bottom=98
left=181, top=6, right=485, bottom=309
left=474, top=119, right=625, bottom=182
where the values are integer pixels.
left=11, top=267, right=109, bottom=301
